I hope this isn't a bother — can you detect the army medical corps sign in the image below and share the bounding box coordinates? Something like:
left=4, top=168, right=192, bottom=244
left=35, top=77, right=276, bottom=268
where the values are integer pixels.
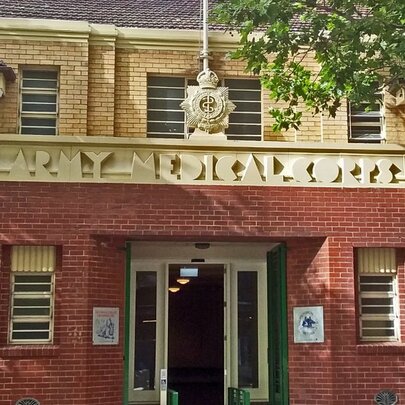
left=0, top=140, right=404, bottom=187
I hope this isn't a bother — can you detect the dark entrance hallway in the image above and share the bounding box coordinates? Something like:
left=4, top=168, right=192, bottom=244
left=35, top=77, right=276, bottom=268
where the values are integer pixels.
left=168, top=264, right=224, bottom=405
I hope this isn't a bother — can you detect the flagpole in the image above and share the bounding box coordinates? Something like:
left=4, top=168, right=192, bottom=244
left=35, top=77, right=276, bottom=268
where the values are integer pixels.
left=181, top=0, right=235, bottom=138
left=201, top=0, right=209, bottom=71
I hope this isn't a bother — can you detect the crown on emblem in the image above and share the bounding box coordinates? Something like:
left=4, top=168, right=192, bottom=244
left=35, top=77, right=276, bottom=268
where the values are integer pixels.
left=197, top=69, right=219, bottom=89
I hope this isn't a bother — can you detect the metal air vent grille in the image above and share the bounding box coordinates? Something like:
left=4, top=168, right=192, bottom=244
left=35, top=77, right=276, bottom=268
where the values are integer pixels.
left=374, top=391, right=398, bottom=405
left=15, top=398, right=40, bottom=405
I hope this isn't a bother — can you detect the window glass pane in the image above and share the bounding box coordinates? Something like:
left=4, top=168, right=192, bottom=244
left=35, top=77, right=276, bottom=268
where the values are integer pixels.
left=22, top=94, right=57, bottom=103
left=360, top=284, right=393, bottom=292
left=14, top=283, right=51, bottom=292
left=147, top=122, right=184, bottom=134
left=15, top=274, right=52, bottom=283
left=13, top=322, right=50, bottom=331
left=229, top=90, right=261, bottom=101
left=362, top=328, right=395, bottom=337
left=233, top=101, right=261, bottom=113
left=12, top=331, right=50, bottom=340
left=22, top=79, right=58, bottom=89
left=148, top=110, right=184, bottom=122
left=361, top=298, right=393, bottom=306
left=21, top=117, right=57, bottom=127
left=134, top=272, right=157, bottom=391
left=351, top=129, right=382, bottom=139
left=148, top=98, right=183, bottom=110
left=21, top=126, right=57, bottom=135
left=360, top=275, right=393, bottom=284
left=362, top=306, right=394, bottom=315
left=148, top=87, right=184, bottom=99
left=22, top=103, right=57, bottom=113
left=350, top=102, right=381, bottom=114
left=228, top=135, right=262, bottom=141
left=228, top=124, right=261, bottom=136
left=351, top=116, right=381, bottom=123
left=23, top=70, right=58, bottom=80
left=14, top=297, right=50, bottom=307
left=147, top=133, right=185, bottom=140
left=225, top=79, right=261, bottom=90
left=229, top=112, right=261, bottom=124
left=362, top=320, right=394, bottom=328
left=238, top=272, right=259, bottom=388
left=13, top=307, right=50, bottom=316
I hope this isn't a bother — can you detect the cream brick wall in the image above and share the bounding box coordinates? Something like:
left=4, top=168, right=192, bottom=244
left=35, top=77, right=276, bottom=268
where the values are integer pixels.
left=0, top=29, right=404, bottom=144
left=0, top=38, right=88, bottom=136
left=114, top=48, right=274, bottom=138
left=88, top=43, right=115, bottom=136
left=114, top=47, right=147, bottom=137
left=385, top=103, right=405, bottom=143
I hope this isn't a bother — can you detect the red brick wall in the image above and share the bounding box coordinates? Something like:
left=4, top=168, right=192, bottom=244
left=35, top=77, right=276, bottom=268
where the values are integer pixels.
left=0, top=182, right=404, bottom=405
left=287, top=237, right=334, bottom=404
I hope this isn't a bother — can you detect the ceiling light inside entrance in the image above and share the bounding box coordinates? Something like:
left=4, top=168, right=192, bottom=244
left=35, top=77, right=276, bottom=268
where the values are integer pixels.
left=177, top=278, right=190, bottom=285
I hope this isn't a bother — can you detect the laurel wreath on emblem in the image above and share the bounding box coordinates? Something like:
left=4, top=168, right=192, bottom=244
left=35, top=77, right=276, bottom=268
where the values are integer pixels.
left=374, top=391, right=398, bottom=405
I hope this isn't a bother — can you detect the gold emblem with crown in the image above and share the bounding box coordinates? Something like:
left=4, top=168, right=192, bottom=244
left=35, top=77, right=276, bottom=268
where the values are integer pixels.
left=181, top=68, right=235, bottom=136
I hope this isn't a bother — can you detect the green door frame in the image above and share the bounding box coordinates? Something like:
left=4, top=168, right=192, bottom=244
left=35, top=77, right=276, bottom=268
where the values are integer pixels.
left=123, top=241, right=131, bottom=405
left=267, top=243, right=289, bottom=405
left=123, top=243, right=288, bottom=405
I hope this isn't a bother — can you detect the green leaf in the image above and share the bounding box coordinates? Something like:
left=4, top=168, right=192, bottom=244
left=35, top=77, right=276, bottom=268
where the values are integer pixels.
left=213, top=0, right=405, bottom=131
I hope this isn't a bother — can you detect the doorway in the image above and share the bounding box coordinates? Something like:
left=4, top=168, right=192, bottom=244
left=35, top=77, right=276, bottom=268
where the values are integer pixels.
left=167, top=264, right=224, bottom=405
left=127, top=242, right=288, bottom=405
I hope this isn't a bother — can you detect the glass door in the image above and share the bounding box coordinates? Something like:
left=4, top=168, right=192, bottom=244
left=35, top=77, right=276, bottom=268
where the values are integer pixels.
left=128, top=242, right=275, bottom=405
left=128, top=261, right=166, bottom=404
left=167, top=263, right=225, bottom=405
left=230, top=262, right=269, bottom=402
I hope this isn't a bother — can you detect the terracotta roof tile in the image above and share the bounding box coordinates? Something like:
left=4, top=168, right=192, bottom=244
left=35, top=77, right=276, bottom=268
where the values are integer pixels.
left=0, top=0, right=221, bottom=30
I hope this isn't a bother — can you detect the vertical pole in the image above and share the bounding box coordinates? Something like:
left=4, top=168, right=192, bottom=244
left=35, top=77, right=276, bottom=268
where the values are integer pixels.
left=123, top=242, right=131, bottom=405
left=201, top=0, right=209, bottom=71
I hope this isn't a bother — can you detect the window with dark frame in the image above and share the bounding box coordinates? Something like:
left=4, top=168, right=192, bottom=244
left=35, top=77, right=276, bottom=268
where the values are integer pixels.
left=348, top=96, right=384, bottom=142
left=357, top=248, right=399, bottom=342
left=19, top=69, right=59, bottom=136
left=9, top=246, right=56, bottom=344
left=147, top=76, right=262, bottom=141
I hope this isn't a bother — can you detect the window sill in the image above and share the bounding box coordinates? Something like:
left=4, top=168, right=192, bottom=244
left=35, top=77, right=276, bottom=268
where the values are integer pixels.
left=357, top=343, right=405, bottom=354
left=0, top=344, right=60, bottom=358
